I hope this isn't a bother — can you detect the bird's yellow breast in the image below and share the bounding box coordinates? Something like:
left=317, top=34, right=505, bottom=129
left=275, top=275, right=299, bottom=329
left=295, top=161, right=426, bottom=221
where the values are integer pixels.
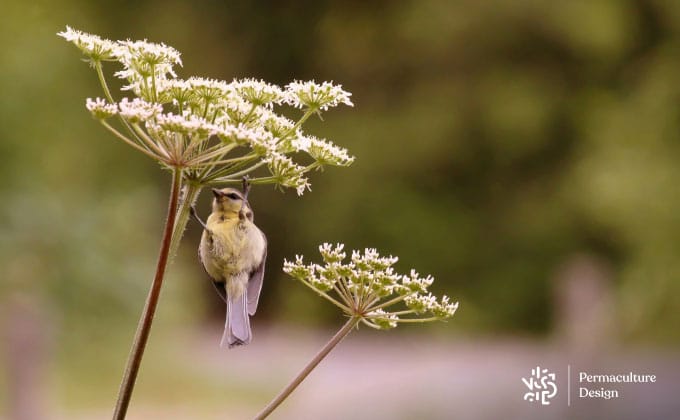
left=199, top=213, right=265, bottom=282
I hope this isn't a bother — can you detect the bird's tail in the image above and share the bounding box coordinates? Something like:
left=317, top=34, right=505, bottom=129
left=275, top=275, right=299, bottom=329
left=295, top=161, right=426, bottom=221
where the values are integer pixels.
left=221, top=291, right=251, bottom=348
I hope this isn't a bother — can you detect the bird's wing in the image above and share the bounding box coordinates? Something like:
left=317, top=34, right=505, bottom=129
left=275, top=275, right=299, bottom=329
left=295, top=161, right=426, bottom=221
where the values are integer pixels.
left=246, top=231, right=267, bottom=316
left=198, top=241, right=228, bottom=303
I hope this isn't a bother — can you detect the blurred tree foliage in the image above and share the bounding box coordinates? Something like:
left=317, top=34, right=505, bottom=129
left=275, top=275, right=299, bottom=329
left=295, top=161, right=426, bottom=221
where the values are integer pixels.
left=2, top=0, right=680, bottom=343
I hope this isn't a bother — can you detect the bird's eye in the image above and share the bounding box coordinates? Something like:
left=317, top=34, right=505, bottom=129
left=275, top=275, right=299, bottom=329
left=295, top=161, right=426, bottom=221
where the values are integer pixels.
left=226, top=193, right=240, bottom=200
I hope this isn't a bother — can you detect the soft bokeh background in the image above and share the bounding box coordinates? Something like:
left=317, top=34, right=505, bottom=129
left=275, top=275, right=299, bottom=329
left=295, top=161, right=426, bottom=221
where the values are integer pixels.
left=2, top=0, right=680, bottom=419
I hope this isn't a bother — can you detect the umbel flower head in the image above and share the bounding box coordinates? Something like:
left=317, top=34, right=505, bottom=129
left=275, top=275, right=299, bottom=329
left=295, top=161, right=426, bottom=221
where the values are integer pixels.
left=58, top=26, right=354, bottom=195
left=284, top=244, right=458, bottom=329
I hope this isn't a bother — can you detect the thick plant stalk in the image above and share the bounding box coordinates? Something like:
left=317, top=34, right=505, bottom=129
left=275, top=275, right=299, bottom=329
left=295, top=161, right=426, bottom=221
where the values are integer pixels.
left=113, top=168, right=183, bottom=420
left=168, top=182, right=203, bottom=260
left=254, top=317, right=360, bottom=419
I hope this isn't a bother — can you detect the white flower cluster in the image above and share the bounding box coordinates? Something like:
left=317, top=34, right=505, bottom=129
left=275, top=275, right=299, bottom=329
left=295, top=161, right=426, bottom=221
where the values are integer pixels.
left=118, top=98, right=163, bottom=123
left=319, top=242, right=347, bottom=263
left=247, top=128, right=277, bottom=156
left=86, top=97, right=118, bottom=119
left=283, top=244, right=458, bottom=329
left=265, top=153, right=310, bottom=195
left=367, top=309, right=399, bottom=329
left=115, top=39, right=182, bottom=81
left=293, top=135, right=354, bottom=167
left=213, top=123, right=267, bottom=146
left=184, top=77, right=235, bottom=107
left=399, top=269, right=435, bottom=294
left=156, top=78, right=196, bottom=105
left=285, top=81, right=354, bottom=111
left=58, top=27, right=182, bottom=90
left=58, top=26, right=118, bottom=62
left=61, top=27, right=355, bottom=194
left=233, top=78, right=285, bottom=107
left=153, top=113, right=213, bottom=137
left=260, top=111, right=296, bottom=140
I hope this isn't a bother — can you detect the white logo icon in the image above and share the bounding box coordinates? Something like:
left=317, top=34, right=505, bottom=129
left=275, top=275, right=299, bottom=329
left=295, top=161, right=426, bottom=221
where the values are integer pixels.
left=522, top=366, right=557, bottom=405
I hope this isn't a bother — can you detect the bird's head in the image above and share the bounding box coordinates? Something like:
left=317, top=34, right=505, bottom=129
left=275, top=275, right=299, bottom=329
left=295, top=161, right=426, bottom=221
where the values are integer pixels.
left=211, top=188, right=253, bottom=220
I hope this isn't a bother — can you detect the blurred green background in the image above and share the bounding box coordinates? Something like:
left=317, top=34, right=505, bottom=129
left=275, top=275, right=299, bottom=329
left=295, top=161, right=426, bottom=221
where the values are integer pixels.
left=2, top=0, right=680, bottom=418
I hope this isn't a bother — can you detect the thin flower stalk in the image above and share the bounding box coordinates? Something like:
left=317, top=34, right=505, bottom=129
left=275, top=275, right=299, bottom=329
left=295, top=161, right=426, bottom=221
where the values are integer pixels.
left=254, top=316, right=360, bottom=420
left=113, top=167, right=183, bottom=420
left=257, top=245, right=459, bottom=417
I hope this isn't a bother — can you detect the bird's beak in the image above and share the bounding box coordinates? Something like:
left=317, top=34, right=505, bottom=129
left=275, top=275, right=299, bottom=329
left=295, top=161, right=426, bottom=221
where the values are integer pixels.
left=211, top=188, right=223, bottom=198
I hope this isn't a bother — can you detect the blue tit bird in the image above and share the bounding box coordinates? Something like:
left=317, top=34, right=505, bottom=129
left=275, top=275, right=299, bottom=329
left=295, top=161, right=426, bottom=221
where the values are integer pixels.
left=191, top=183, right=267, bottom=348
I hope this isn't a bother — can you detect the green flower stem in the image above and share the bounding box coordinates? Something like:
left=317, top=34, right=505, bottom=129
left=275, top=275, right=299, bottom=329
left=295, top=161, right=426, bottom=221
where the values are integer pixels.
left=332, top=282, right=353, bottom=308
left=360, top=319, right=383, bottom=330
left=195, top=143, right=240, bottom=166
left=206, top=154, right=259, bottom=179
left=182, top=135, right=208, bottom=160
left=242, top=103, right=258, bottom=123
left=303, top=162, right=321, bottom=172
left=113, top=167, right=183, bottom=420
left=368, top=292, right=417, bottom=312
left=131, top=124, right=172, bottom=159
left=201, top=101, right=210, bottom=119
left=150, top=65, right=157, bottom=102
left=286, top=108, right=316, bottom=138
left=168, top=181, right=203, bottom=259
left=254, top=316, right=360, bottom=420
left=214, top=176, right=277, bottom=186
left=141, top=77, right=150, bottom=100
left=357, top=280, right=373, bottom=311
left=100, top=121, right=160, bottom=160
left=369, top=309, right=416, bottom=317
left=95, top=62, right=148, bottom=147
left=193, top=154, right=258, bottom=168
left=396, top=317, right=444, bottom=323
left=95, top=61, right=115, bottom=104
left=195, top=147, right=246, bottom=179
left=336, top=277, right=356, bottom=308
left=214, top=161, right=266, bottom=182
left=298, top=281, right=350, bottom=313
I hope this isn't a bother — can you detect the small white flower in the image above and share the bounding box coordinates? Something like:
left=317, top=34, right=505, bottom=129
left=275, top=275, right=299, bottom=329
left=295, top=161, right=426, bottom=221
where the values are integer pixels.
left=58, top=26, right=119, bottom=62
left=232, top=78, right=285, bottom=107
left=351, top=248, right=398, bottom=272
left=285, top=80, right=353, bottom=111
left=310, top=274, right=336, bottom=292
left=290, top=133, right=311, bottom=152
left=285, top=245, right=458, bottom=326
left=404, top=293, right=437, bottom=314
left=186, top=77, right=235, bottom=103
left=222, top=96, right=264, bottom=125
left=260, top=110, right=296, bottom=142
left=319, top=243, right=346, bottom=263
left=85, top=97, right=118, bottom=119
left=156, top=79, right=196, bottom=105
left=248, top=129, right=277, bottom=156
left=117, top=97, right=162, bottom=123
left=213, top=123, right=265, bottom=146
left=434, top=296, right=459, bottom=318
left=402, top=270, right=434, bottom=293
left=367, top=309, right=399, bottom=329
left=283, top=256, right=317, bottom=285
left=153, top=113, right=213, bottom=137
left=265, top=152, right=310, bottom=195
left=295, top=135, right=354, bottom=167
left=115, top=38, right=182, bottom=79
